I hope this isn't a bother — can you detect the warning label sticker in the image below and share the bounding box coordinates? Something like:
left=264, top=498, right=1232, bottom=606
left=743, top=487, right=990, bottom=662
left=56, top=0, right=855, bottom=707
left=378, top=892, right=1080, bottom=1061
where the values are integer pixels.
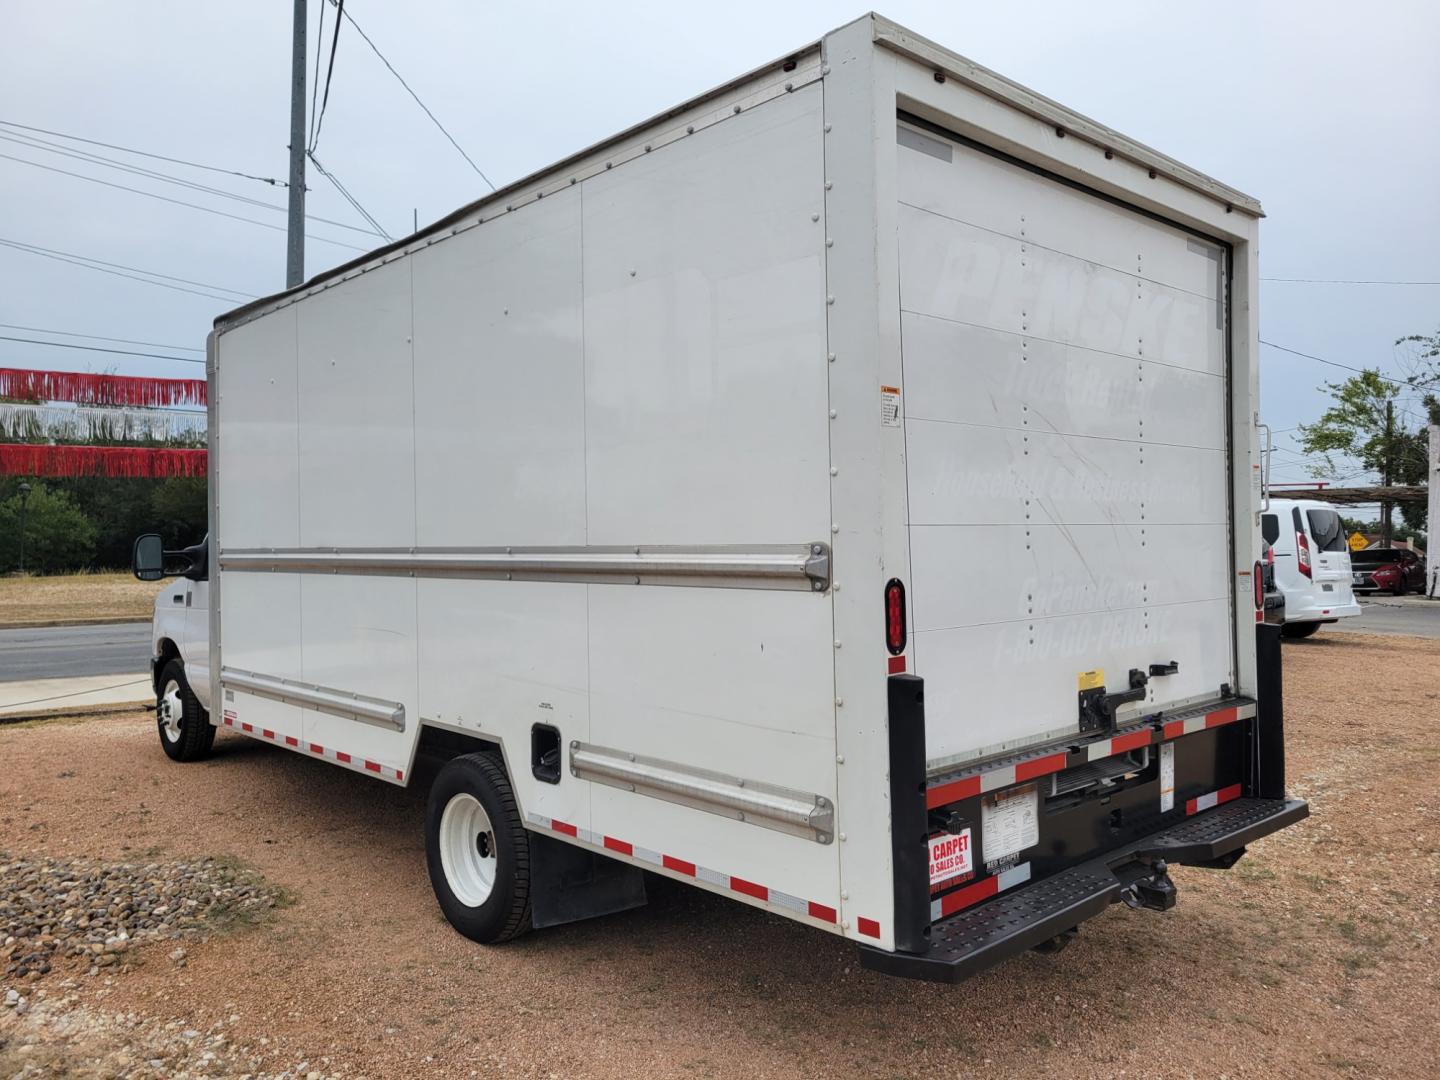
left=1078, top=669, right=1105, bottom=691
left=982, top=783, right=1039, bottom=863
left=880, top=385, right=901, bottom=426
left=928, top=829, right=973, bottom=887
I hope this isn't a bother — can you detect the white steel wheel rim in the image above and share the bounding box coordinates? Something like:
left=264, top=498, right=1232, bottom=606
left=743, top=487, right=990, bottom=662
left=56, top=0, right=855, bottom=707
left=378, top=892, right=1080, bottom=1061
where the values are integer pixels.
left=159, top=680, right=184, bottom=743
left=439, top=792, right=498, bottom=908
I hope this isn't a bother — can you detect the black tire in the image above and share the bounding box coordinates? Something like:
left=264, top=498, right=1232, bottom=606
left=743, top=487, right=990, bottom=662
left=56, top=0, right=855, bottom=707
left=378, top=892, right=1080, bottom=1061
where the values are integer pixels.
left=1393, top=580, right=1408, bottom=597
left=155, top=658, right=215, bottom=762
left=425, top=752, right=532, bottom=944
left=1281, top=622, right=1322, bottom=639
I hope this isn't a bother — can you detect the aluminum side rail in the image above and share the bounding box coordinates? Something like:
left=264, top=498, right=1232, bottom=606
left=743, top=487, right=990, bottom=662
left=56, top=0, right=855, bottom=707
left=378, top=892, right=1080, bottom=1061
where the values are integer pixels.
left=220, top=544, right=832, bottom=592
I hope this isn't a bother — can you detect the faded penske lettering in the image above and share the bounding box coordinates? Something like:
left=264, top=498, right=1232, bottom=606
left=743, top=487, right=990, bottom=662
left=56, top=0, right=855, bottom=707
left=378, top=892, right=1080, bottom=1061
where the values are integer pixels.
left=928, top=828, right=974, bottom=886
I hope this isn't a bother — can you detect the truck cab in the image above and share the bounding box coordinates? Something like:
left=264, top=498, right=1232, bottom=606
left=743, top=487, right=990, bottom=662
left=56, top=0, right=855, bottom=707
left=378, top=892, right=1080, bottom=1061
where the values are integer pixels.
left=134, top=534, right=213, bottom=758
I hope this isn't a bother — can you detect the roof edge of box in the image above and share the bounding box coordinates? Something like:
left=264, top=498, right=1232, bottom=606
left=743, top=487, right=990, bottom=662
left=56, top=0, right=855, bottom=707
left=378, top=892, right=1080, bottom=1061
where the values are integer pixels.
left=868, top=14, right=1263, bottom=220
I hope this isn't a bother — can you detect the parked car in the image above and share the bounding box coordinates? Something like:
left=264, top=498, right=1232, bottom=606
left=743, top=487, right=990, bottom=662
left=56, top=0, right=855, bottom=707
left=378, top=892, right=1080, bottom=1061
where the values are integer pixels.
left=1261, top=539, right=1286, bottom=625
left=1262, top=500, right=1361, bottom=638
left=1350, top=547, right=1427, bottom=595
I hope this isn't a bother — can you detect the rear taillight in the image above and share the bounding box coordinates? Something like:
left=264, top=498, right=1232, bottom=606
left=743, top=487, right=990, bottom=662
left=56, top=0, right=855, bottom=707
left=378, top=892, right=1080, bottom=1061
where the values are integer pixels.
left=884, top=578, right=907, bottom=655
left=1296, top=532, right=1312, bottom=578
left=1253, top=561, right=1264, bottom=609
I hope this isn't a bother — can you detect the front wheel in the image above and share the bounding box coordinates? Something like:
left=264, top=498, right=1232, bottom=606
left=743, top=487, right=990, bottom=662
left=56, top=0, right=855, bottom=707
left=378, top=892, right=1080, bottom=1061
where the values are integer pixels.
left=156, top=659, right=215, bottom=762
left=425, top=752, right=532, bottom=944
left=1281, top=622, right=1322, bottom=639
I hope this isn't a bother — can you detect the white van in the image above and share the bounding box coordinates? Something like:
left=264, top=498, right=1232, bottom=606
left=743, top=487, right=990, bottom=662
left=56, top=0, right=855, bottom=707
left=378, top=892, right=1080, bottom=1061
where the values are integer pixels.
left=1262, top=499, right=1361, bottom=637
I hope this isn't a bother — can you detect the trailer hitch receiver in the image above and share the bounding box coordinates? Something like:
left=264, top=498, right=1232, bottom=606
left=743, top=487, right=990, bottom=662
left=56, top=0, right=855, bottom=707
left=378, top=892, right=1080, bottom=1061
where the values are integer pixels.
left=1121, top=859, right=1177, bottom=912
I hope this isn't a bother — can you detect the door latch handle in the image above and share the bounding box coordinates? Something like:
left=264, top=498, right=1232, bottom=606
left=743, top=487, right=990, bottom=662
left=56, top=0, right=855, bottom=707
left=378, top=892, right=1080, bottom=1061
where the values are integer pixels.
left=1148, top=660, right=1179, bottom=677
left=1079, top=669, right=1149, bottom=734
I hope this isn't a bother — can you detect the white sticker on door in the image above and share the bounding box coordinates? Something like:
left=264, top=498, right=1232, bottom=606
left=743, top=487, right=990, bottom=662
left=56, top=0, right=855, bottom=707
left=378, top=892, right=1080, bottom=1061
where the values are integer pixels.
left=880, top=385, right=901, bottom=426
left=981, top=783, right=1039, bottom=864
left=1160, top=741, right=1175, bottom=813
left=928, top=829, right=973, bottom=887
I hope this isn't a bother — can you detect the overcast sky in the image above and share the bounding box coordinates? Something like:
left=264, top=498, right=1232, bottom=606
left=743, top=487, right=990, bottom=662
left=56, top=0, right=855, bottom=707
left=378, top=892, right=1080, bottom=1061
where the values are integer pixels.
left=3, top=1, right=1437, bottom=490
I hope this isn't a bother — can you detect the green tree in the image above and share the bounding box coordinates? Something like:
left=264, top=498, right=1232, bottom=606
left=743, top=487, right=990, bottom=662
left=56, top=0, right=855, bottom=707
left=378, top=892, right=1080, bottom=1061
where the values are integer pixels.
left=0, top=483, right=98, bottom=573
left=150, top=478, right=209, bottom=548
left=1298, top=370, right=1432, bottom=542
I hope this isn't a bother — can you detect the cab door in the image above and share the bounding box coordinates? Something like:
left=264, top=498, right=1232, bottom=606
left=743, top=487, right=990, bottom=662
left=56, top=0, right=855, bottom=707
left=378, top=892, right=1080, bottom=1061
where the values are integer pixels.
left=182, top=540, right=211, bottom=712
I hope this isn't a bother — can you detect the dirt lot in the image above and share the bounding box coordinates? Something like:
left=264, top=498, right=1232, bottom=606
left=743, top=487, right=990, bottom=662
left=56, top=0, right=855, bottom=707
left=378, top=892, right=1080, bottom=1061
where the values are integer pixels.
left=2, top=632, right=1437, bottom=1078
left=0, top=573, right=161, bottom=629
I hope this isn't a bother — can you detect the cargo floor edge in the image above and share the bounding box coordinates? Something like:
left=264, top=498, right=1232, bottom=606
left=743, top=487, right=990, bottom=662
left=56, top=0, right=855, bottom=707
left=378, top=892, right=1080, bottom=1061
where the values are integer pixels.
left=859, top=797, right=1308, bottom=983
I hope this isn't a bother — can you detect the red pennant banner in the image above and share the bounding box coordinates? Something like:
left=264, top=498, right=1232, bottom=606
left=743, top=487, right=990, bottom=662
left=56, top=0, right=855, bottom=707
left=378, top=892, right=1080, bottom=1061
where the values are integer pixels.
left=0, top=368, right=207, bottom=408
left=0, top=443, right=208, bottom=478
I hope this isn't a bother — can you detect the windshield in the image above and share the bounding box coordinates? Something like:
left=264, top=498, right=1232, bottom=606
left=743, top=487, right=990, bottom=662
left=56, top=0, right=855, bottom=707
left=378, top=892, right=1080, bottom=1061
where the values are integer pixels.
left=1306, top=510, right=1347, bottom=553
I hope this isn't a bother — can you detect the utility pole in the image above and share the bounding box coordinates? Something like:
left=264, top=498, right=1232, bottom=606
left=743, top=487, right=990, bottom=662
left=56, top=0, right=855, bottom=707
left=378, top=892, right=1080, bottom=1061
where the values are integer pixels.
left=1380, top=399, right=1394, bottom=548
left=286, top=0, right=307, bottom=288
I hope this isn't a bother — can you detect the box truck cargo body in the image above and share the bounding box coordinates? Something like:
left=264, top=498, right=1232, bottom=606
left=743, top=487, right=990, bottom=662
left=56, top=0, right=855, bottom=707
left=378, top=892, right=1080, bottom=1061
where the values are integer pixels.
left=150, top=14, right=1306, bottom=981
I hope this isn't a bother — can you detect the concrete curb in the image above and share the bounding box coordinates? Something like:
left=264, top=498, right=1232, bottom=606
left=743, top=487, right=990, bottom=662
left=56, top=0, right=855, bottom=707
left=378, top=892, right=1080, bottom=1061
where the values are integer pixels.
left=0, top=673, right=152, bottom=719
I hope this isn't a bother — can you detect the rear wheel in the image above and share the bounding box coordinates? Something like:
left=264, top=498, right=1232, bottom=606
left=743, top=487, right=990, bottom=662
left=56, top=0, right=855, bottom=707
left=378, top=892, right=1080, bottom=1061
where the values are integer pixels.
left=425, top=752, right=532, bottom=944
left=1281, top=622, right=1322, bottom=639
left=156, top=659, right=215, bottom=762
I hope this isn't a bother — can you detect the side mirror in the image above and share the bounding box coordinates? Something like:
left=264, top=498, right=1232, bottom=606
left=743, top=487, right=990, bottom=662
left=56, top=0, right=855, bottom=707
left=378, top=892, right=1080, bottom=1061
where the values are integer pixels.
left=132, top=534, right=166, bottom=581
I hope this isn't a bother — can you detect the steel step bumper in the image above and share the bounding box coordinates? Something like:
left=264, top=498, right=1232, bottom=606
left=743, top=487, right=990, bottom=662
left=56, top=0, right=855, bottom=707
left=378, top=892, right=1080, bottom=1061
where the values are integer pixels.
left=859, top=796, right=1308, bottom=984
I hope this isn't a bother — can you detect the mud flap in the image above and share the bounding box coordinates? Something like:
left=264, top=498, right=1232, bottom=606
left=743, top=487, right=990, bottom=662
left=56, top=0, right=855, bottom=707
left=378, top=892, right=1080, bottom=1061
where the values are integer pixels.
left=529, top=830, right=648, bottom=929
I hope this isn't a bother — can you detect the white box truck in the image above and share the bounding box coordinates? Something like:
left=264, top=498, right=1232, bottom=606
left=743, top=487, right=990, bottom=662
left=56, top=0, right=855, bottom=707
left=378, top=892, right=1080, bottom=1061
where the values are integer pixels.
left=133, top=13, right=1306, bottom=981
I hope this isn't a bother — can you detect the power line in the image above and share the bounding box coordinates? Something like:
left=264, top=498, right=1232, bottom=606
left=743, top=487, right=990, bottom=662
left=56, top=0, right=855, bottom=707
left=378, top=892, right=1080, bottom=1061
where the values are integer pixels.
left=0, top=238, right=252, bottom=298
left=0, top=131, right=383, bottom=237
left=332, top=1, right=496, bottom=191
left=308, top=152, right=392, bottom=241
left=0, top=118, right=286, bottom=188
left=308, top=0, right=327, bottom=149
left=310, top=0, right=346, bottom=152
left=1260, top=340, right=1438, bottom=391
left=0, top=323, right=203, bottom=354
left=1262, top=277, right=1440, bottom=286
left=0, top=237, right=255, bottom=303
left=0, top=153, right=370, bottom=252
left=0, top=334, right=205, bottom=364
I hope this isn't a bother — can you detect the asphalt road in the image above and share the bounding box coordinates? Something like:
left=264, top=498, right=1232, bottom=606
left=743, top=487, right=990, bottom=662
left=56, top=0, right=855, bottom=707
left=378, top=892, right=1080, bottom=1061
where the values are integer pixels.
left=2, top=597, right=1435, bottom=683
left=1329, top=595, right=1440, bottom=639
left=0, top=622, right=151, bottom=681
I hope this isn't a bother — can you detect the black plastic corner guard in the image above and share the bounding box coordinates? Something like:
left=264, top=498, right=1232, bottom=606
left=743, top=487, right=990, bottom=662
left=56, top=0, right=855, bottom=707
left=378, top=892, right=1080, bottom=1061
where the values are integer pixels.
left=858, top=796, right=1308, bottom=984
left=887, top=674, right=931, bottom=954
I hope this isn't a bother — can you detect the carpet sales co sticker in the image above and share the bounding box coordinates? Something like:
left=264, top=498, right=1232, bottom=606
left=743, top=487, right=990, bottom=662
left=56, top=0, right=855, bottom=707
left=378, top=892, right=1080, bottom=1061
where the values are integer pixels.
left=928, top=828, right=974, bottom=887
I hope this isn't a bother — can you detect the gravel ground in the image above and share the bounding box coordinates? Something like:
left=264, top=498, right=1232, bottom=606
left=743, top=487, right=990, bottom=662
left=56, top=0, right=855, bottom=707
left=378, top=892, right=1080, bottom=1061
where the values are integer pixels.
left=1, top=630, right=1436, bottom=1078
left=2, top=854, right=283, bottom=983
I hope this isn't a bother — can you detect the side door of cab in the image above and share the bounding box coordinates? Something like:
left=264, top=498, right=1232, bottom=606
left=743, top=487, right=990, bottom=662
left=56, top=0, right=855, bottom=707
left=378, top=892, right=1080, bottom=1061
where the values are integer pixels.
left=183, top=538, right=212, bottom=712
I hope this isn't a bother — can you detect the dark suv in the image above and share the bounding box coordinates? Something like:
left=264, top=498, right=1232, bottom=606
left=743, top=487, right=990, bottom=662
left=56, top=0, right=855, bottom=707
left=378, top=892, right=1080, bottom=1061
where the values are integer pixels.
left=1350, top=547, right=1427, bottom=596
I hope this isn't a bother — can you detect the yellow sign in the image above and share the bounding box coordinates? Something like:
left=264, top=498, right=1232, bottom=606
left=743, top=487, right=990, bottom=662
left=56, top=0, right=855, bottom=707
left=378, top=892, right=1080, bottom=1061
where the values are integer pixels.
left=1348, top=532, right=1368, bottom=552
left=1078, top=669, right=1105, bottom=691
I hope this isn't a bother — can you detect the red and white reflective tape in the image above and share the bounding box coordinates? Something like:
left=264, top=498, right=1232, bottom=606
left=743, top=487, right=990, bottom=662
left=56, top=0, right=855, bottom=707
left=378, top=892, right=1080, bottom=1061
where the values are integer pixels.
left=1161, top=702, right=1252, bottom=741
left=218, top=713, right=404, bottom=782
left=1186, top=782, right=1241, bottom=816
left=1084, top=727, right=1153, bottom=762
left=928, top=701, right=1257, bottom=810
left=525, top=812, right=855, bottom=932
left=925, top=752, right=1066, bottom=808
left=930, top=862, right=1031, bottom=921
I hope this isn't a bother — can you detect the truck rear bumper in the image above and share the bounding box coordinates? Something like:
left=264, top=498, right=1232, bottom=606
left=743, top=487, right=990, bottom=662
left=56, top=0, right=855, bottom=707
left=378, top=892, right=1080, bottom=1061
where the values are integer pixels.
left=859, top=796, right=1308, bottom=984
